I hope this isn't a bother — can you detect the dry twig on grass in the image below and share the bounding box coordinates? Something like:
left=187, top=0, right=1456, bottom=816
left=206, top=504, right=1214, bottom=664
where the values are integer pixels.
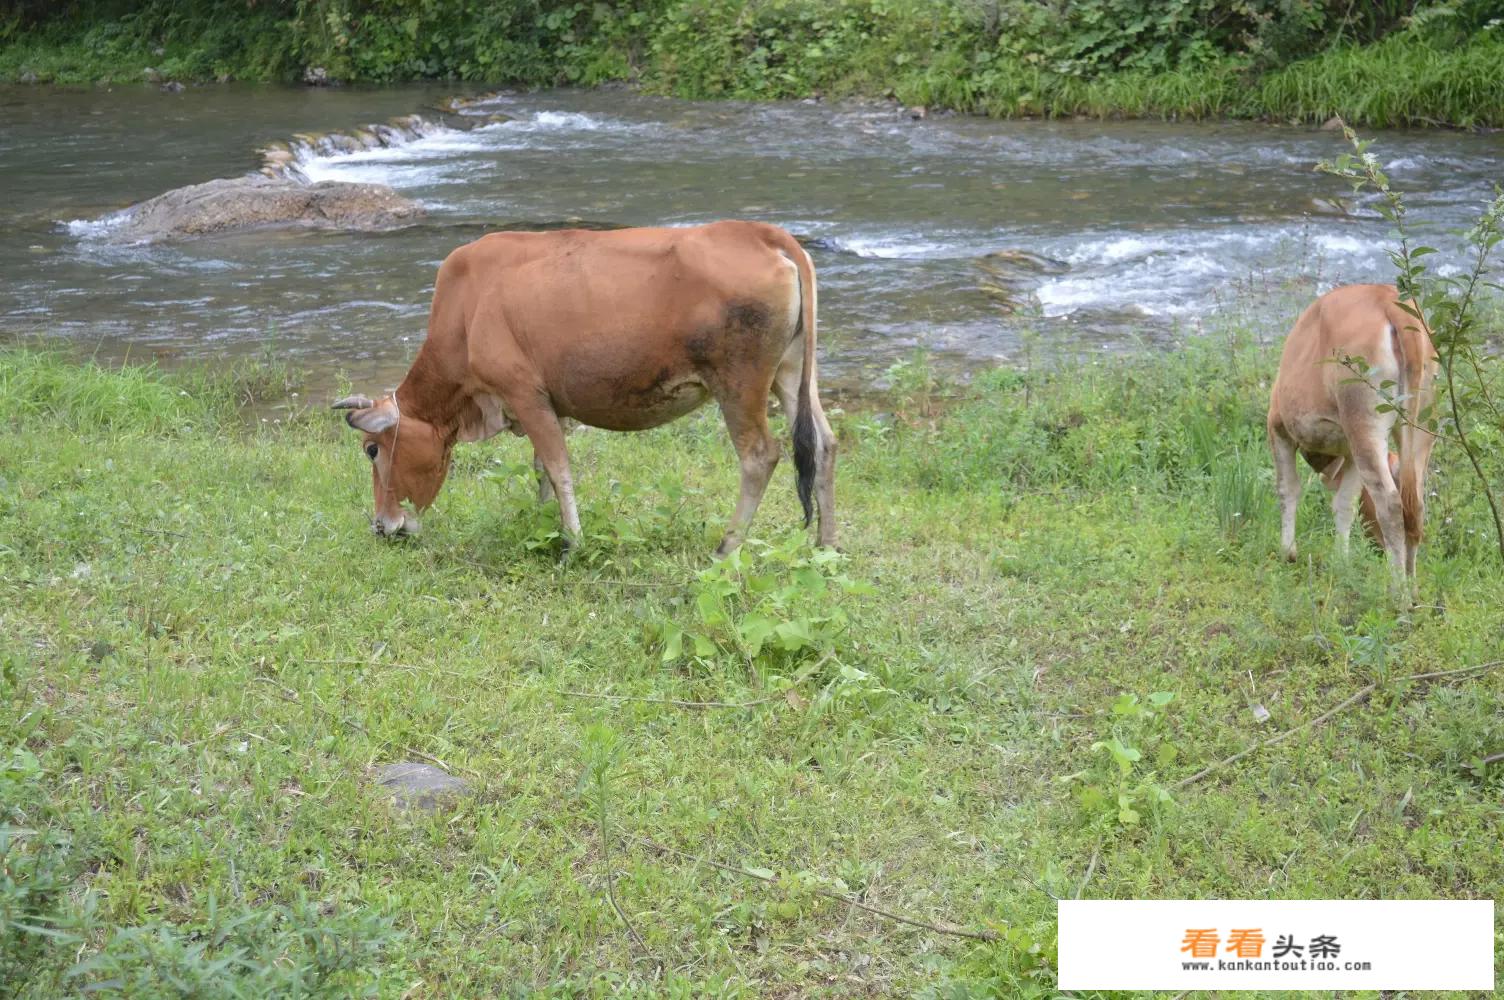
left=1178, top=660, right=1504, bottom=788
left=302, top=658, right=781, bottom=709
left=626, top=833, right=1001, bottom=942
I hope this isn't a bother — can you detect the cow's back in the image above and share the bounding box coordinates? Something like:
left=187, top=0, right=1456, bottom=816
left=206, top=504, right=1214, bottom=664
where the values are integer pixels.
left=449, top=222, right=803, bottom=431
left=1270, top=284, right=1401, bottom=455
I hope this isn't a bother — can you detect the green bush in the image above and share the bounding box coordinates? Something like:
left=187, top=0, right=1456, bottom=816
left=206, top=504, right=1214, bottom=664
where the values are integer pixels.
left=6, top=1, right=1504, bottom=125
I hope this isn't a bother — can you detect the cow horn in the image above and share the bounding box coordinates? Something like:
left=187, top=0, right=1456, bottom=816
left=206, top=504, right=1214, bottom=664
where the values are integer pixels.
left=331, top=394, right=374, bottom=410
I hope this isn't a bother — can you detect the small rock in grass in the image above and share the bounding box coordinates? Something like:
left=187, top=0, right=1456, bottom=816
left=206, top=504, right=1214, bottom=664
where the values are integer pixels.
left=374, top=762, right=470, bottom=811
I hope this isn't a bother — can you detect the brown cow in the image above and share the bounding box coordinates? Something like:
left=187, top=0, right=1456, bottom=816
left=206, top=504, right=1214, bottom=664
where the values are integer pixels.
left=332, top=221, right=837, bottom=555
left=1267, top=284, right=1437, bottom=585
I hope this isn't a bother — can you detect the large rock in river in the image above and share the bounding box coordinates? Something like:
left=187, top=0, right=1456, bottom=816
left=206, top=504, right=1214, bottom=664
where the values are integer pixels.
left=107, top=175, right=423, bottom=243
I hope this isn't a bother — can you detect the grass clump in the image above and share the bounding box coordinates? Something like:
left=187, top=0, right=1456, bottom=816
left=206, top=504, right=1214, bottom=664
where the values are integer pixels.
left=0, top=346, right=297, bottom=433
left=2, top=311, right=1502, bottom=995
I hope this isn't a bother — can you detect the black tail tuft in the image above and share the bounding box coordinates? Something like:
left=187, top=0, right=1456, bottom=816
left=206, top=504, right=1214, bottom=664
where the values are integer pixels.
left=785, top=243, right=816, bottom=529
left=793, top=398, right=816, bottom=527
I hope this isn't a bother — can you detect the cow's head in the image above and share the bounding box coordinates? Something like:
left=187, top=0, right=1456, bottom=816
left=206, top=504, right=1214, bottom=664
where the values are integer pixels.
left=332, top=393, right=451, bottom=538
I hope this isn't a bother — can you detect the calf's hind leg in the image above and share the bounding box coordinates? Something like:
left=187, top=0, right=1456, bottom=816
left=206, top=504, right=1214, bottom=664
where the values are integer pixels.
left=1333, top=380, right=1407, bottom=587
left=1350, top=441, right=1405, bottom=583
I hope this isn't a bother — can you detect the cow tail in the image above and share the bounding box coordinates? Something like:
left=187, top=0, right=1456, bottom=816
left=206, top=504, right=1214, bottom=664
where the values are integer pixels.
left=789, top=243, right=818, bottom=528
left=1392, top=317, right=1431, bottom=546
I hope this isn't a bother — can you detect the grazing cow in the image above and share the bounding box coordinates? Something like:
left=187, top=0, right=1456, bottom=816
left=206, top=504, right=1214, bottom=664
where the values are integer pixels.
left=332, top=221, right=837, bottom=555
left=1267, top=284, right=1437, bottom=583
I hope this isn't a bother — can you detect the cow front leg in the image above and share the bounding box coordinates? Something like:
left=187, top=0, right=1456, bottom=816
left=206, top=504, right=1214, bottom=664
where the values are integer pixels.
left=515, top=406, right=580, bottom=556
left=1329, top=458, right=1365, bottom=557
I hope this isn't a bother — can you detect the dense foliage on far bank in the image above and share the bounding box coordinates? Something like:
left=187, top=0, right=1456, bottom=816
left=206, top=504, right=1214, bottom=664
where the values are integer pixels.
left=5, top=0, right=1504, bottom=127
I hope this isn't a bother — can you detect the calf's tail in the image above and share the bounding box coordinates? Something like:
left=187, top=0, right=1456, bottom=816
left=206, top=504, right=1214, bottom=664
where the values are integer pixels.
left=1392, top=317, right=1433, bottom=547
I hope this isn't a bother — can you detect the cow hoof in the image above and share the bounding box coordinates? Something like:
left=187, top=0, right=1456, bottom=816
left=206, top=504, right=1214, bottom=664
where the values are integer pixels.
left=556, top=537, right=577, bottom=565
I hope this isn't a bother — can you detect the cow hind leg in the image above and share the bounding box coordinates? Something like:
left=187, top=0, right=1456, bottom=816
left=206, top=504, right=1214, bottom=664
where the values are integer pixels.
left=774, top=348, right=838, bottom=547
left=1269, top=426, right=1301, bottom=562
left=1348, top=432, right=1406, bottom=587
left=715, top=388, right=781, bottom=557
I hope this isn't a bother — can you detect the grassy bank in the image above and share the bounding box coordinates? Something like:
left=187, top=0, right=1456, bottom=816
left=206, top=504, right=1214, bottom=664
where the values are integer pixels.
left=5, top=1, right=1504, bottom=128
left=3, top=311, right=1502, bottom=996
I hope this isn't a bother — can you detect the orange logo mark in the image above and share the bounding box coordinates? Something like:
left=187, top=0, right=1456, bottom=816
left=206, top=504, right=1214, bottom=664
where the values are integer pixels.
left=1226, top=928, right=1266, bottom=958
left=1180, top=929, right=1220, bottom=958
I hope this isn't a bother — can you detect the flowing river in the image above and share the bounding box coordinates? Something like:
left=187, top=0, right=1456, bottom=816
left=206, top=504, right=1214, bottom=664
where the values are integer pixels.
left=2, top=83, right=1500, bottom=393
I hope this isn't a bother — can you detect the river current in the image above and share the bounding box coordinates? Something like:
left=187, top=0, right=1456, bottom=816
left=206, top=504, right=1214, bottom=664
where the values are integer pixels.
left=2, top=83, right=1500, bottom=392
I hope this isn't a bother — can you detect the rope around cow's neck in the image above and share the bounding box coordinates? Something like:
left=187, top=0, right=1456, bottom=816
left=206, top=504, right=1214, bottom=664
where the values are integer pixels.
left=384, top=392, right=402, bottom=507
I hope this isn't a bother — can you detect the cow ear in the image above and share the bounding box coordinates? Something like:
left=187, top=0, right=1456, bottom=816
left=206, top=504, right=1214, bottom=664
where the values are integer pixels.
left=344, top=397, right=398, bottom=434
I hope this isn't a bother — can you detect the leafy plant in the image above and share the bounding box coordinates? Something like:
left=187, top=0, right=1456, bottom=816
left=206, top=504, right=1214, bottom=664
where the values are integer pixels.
left=1335, top=607, right=1399, bottom=682
left=652, top=536, right=872, bottom=672
left=577, top=723, right=647, bottom=953
left=1, top=824, right=79, bottom=984
left=1064, top=691, right=1178, bottom=830
left=886, top=347, right=941, bottom=426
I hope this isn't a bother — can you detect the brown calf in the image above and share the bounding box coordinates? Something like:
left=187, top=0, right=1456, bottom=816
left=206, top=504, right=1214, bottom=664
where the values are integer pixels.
left=1267, top=284, right=1437, bottom=584
left=333, top=221, right=837, bottom=555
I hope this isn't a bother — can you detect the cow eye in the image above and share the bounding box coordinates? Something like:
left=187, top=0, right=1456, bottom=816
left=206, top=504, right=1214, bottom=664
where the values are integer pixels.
left=365, top=442, right=379, bottom=461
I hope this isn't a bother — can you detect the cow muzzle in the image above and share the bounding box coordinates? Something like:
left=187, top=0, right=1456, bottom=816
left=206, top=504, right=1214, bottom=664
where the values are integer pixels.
left=372, top=512, right=419, bottom=539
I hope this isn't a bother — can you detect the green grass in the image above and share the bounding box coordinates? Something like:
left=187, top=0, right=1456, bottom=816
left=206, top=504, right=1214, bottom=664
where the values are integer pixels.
left=897, top=32, right=1504, bottom=127
left=0, top=2, right=298, bottom=85
left=3, top=317, right=1503, bottom=996
left=1252, top=30, right=1504, bottom=129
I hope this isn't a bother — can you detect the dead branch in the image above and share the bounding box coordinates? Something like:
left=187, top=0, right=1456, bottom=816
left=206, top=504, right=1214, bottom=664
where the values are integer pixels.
left=551, top=689, right=780, bottom=710
left=301, top=658, right=781, bottom=710
left=1177, top=660, right=1504, bottom=789
left=625, top=833, right=1000, bottom=942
